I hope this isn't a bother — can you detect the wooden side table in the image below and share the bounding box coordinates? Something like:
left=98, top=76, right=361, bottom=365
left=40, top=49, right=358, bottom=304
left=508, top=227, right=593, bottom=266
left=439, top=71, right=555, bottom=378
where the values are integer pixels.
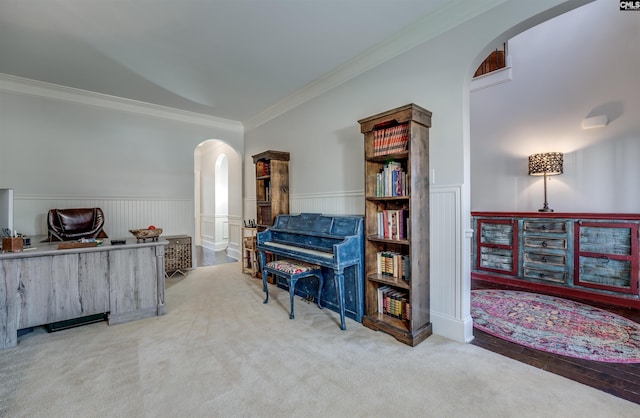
left=242, top=227, right=258, bottom=277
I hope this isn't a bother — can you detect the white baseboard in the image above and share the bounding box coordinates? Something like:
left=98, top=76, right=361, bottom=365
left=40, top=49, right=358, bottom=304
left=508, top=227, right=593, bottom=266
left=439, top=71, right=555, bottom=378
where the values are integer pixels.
left=431, top=311, right=474, bottom=343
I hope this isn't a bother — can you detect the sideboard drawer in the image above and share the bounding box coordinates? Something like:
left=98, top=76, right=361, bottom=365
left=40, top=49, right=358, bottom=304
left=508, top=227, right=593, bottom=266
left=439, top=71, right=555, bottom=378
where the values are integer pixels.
left=578, top=224, right=633, bottom=256
left=524, top=251, right=566, bottom=266
left=475, top=218, right=518, bottom=276
left=523, top=267, right=566, bottom=283
left=523, top=236, right=567, bottom=250
left=523, top=220, right=567, bottom=234
left=479, top=247, right=515, bottom=272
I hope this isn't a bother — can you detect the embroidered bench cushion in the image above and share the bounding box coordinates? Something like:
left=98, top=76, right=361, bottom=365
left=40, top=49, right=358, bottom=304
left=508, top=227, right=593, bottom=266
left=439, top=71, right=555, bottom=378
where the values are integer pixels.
left=266, top=259, right=320, bottom=274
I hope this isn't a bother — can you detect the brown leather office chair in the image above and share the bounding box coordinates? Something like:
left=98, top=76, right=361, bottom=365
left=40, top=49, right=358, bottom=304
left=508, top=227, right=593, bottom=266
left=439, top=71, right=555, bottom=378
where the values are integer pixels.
left=47, top=208, right=108, bottom=241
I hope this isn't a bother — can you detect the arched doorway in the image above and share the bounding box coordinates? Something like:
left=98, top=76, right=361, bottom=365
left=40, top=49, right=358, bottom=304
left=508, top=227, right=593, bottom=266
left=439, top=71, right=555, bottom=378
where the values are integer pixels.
left=214, top=153, right=229, bottom=250
left=194, top=140, right=243, bottom=262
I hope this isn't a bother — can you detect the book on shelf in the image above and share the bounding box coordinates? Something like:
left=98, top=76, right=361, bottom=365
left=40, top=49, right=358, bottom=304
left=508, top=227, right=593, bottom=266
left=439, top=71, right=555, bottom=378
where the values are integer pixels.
left=373, top=123, right=409, bottom=156
left=256, top=161, right=270, bottom=176
left=376, top=251, right=410, bottom=281
left=376, top=209, right=408, bottom=240
left=375, top=161, right=407, bottom=197
left=377, top=285, right=411, bottom=320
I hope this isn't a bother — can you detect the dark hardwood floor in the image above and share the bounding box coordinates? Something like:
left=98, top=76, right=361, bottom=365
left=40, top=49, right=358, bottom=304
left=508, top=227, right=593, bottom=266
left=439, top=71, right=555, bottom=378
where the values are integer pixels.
left=471, top=280, right=640, bottom=405
left=194, top=245, right=237, bottom=267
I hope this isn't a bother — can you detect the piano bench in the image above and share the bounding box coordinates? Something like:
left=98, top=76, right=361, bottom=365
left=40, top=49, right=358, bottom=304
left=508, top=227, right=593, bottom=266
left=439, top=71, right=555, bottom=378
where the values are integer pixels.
left=262, top=259, right=324, bottom=322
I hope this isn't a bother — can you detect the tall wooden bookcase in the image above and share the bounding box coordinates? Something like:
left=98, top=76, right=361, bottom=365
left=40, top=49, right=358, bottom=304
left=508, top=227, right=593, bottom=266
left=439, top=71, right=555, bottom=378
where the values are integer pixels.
left=358, top=104, right=432, bottom=346
left=251, top=150, right=290, bottom=231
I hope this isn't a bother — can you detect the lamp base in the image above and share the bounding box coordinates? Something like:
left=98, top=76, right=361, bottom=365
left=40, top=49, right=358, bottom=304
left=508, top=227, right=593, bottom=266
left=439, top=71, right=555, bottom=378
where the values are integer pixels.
left=538, top=207, right=554, bottom=213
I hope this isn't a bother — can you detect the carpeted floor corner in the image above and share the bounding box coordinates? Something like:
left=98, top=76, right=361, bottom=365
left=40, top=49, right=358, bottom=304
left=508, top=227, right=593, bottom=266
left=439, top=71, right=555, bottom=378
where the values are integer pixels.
left=1, top=263, right=638, bottom=417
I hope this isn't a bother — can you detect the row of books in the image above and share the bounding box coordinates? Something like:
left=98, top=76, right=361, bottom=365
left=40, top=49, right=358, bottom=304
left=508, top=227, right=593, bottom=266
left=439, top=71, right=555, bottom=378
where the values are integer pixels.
left=375, top=161, right=407, bottom=197
left=256, top=161, right=270, bottom=177
left=377, top=285, right=411, bottom=321
left=373, top=123, right=409, bottom=156
left=376, top=209, right=408, bottom=240
left=376, top=251, right=410, bottom=281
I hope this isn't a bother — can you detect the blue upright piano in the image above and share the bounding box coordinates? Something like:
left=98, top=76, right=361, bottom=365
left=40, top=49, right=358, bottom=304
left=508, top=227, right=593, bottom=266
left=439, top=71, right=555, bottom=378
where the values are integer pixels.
left=257, top=213, right=364, bottom=323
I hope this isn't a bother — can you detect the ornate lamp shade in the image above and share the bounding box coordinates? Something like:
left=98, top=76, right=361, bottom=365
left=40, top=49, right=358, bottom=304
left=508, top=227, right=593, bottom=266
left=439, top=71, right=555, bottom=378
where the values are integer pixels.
left=528, top=152, right=563, bottom=176
left=528, top=152, right=563, bottom=212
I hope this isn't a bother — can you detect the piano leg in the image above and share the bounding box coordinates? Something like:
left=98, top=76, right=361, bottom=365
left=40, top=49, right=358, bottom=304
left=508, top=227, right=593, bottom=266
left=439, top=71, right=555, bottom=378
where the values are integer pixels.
left=259, top=251, right=269, bottom=304
left=333, top=269, right=346, bottom=331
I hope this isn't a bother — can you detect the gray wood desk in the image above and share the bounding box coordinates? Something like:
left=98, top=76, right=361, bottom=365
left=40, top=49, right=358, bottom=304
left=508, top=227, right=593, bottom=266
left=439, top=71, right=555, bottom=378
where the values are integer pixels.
left=0, top=238, right=168, bottom=349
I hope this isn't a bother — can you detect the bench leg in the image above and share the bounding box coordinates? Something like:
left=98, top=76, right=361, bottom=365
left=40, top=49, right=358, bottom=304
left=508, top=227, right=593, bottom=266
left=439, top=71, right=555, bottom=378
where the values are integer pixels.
left=334, top=270, right=346, bottom=331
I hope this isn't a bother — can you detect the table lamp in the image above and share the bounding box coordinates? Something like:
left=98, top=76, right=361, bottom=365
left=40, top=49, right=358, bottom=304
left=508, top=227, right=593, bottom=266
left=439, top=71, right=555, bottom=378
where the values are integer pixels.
left=528, top=152, right=563, bottom=212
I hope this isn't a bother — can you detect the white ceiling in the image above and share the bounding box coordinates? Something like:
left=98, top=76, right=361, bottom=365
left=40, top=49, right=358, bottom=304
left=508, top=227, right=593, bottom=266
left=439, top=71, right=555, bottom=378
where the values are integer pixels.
left=0, top=0, right=460, bottom=123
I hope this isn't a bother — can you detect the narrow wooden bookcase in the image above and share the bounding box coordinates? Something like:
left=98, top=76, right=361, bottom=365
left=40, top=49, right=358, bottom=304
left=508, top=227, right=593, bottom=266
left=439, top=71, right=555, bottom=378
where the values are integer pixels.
left=251, top=150, right=290, bottom=231
left=358, top=104, right=432, bottom=346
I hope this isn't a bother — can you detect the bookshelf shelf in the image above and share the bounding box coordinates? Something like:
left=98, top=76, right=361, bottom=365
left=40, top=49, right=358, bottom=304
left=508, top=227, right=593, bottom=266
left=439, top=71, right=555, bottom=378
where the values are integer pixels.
left=367, top=151, right=409, bottom=162
left=372, top=312, right=411, bottom=332
left=367, top=273, right=411, bottom=289
left=366, top=196, right=410, bottom=201
left=358, top=103, right=432, bottom=347
left=366, top=236, right=410, bottom=245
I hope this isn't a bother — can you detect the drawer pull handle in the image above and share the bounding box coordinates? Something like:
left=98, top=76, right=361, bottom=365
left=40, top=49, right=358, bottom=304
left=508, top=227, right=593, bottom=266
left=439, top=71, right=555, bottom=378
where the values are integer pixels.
left=599, top=256, right=610, bottom=264
left=541, top=241, right=548, bottom=247
left=542, top=257, right=548, bottom=263
left=542, top=225, right=547, bottom=230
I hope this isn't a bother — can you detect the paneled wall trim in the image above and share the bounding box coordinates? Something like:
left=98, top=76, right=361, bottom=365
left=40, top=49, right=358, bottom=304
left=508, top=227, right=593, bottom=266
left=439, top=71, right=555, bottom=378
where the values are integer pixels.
left=199, top=214, right=230, bottom=252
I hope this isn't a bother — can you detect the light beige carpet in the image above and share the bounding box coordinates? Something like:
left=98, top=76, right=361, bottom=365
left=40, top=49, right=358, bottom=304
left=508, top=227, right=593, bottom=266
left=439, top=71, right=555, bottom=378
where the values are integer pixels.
left=1, top=262, right=637, bottom=417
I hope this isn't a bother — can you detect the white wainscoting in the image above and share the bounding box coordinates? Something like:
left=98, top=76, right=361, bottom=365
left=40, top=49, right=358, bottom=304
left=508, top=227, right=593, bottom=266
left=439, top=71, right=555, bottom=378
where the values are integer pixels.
left=200, top=214, right=216, bottom=251
left=226, top=215, right=242, bottom=260
left=14, top=195, right=195, bottom=241
left=200, top=214, right=230, bottom=252
left=429, top=186, right=472, bottom=343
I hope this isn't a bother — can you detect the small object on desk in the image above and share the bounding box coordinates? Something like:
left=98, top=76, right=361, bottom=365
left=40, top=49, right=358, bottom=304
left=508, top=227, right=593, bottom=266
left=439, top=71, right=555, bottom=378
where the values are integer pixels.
left=57, top=241, right=99, bottom=250
left=129, top=228, right=163, bottom=242
left=2, top=237, right=24, bottom=252
left=111, top=239, right=126, bottom=245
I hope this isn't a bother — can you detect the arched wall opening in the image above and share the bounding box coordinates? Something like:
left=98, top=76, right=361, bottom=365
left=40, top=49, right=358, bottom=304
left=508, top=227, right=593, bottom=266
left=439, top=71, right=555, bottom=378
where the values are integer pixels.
left=454, top=0, right=599, bottom=342
left=194, top=139, right=243, bottom=260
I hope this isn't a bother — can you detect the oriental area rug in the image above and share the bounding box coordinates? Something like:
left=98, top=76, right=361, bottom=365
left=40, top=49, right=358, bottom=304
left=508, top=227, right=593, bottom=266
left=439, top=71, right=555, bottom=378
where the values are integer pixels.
left=471, top=289, right=640, bottom=363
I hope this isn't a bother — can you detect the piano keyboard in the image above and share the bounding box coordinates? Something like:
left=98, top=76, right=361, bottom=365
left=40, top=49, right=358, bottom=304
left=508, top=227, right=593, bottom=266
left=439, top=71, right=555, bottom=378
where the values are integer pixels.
left=262, top=242, right=334, bottom=259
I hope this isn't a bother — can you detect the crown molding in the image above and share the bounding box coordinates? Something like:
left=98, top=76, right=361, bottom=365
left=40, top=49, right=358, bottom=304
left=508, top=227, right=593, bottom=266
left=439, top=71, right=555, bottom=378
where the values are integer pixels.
left=0, top=73, right=243, bottom=132
left=245, top=0, right=508, bottom=130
